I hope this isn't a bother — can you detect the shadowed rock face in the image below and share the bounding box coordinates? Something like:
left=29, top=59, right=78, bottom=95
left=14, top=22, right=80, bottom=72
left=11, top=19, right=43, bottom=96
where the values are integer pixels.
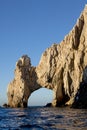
left=7, top=5, right=87, bottom=108
left=72, top=66, right=87, bottom=108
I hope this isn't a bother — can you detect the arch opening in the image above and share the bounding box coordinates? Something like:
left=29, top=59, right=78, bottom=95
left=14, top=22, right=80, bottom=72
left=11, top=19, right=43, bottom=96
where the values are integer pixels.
left=28, top=88, right=54, bottom=106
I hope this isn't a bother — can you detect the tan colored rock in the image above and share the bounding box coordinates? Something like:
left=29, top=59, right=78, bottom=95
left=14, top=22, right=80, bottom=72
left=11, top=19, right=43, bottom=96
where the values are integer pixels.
left=7, top=5, right=87, bottom=108
left=36, top=5, right=87, bottom=107
left=7, top=55, right=40, bottom=107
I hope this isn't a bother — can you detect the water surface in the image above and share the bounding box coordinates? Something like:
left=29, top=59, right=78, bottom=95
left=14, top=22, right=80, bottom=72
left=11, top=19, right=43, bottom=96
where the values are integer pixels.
left=0, top=106, right=87, bottom=130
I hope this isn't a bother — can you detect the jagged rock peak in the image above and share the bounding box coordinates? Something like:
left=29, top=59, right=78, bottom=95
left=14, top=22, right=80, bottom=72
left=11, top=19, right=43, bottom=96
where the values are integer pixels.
left=16, top=55, right=31, bottom=67
left=7, top=6, right=87, bottom=108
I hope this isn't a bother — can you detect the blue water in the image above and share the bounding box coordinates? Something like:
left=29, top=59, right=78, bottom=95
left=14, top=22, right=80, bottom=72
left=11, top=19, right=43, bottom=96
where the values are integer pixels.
left=0, top=106, right=87, bottom=130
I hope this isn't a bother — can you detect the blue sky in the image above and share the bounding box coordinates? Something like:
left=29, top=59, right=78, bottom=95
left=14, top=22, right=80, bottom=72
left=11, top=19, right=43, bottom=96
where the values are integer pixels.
left=0, top=0, right=87, bottom=106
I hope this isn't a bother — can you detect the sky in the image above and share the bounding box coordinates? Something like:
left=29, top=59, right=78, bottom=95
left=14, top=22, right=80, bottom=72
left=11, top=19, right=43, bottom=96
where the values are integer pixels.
left=0, top=0, right=87, bottom=106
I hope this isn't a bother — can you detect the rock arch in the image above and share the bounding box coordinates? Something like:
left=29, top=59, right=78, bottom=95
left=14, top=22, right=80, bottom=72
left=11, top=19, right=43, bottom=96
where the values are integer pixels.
left=7, top=5, right=87, bottom=108
left=28, top=88, right=53, bottom=106
left=7, top=55, right=67, bottom=108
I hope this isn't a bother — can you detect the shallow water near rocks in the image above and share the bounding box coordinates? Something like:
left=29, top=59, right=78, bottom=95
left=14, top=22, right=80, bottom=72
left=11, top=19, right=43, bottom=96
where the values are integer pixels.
left=0, top=106, right=87, bottom=130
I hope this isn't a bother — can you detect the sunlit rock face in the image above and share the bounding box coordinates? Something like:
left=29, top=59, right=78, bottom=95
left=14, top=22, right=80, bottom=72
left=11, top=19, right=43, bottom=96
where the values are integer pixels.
left=36, top=5, right=87, bottom=107
left=7, top=55, right=40, bottom=107
left=7, top=5, right=87, bottom=108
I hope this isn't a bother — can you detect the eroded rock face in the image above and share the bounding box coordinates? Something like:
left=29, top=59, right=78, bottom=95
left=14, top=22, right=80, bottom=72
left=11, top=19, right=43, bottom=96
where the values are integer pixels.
left=72, top=67, right=87, bottom=108
left=7, top=55, right=40, bottom=107
left=36, top=5, right=87, bottom=107
left=7, top=5, right=87, bottom=108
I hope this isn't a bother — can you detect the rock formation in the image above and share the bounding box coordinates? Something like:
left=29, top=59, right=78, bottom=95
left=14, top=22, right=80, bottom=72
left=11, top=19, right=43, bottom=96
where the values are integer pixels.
left=7, top=5, right=87, bottom=108
left=7, top=55, right=40, bottom=107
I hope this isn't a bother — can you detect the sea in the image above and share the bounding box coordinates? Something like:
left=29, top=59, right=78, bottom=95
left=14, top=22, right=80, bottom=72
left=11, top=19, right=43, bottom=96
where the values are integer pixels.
left=0, top=106, right=87, bottom=130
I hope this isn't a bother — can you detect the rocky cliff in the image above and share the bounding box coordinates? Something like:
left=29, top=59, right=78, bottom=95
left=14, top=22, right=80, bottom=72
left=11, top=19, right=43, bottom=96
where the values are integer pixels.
left=7, top=5, right=87, bottom=108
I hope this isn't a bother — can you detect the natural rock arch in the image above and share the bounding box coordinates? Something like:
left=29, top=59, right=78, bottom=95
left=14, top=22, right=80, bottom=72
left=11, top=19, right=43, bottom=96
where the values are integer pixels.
left=7, top=5, right=87, bottom=108
left=7, top=55, right=66, bottom=108
left=28, top=88, right=53, bottom=106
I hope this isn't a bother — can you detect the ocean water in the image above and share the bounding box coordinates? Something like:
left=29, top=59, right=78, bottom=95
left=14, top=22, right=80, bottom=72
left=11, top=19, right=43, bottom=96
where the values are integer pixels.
left=0, top=106, right=87, bottom=130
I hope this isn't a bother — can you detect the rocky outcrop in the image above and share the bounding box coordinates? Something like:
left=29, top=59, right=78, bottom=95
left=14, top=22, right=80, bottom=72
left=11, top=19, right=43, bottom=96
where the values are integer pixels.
left=7, top=5, right=87, bottom=108
left=7, top=55, right=40, bottom=107
left=72, top=67, right=87, bottom=108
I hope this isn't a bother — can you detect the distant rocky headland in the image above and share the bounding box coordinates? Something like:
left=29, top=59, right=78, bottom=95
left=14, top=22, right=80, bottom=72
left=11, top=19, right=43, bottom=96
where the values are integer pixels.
left=7, top=5, right=87, bottom=108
